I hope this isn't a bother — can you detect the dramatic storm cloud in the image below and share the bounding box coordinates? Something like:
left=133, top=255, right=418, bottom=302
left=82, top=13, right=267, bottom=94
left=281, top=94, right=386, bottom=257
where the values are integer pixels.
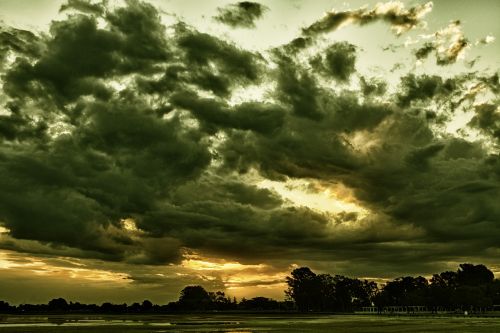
left=0, top=0, right=498, bottom=304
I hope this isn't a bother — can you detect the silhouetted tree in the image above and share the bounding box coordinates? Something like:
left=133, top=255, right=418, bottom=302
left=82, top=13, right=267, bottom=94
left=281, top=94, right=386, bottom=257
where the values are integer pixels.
left=142, top=300, right=153, bottom=311
left=429, top=271, right=458, bottom=310
left=2, top=262, right=498, bottom=314
left=349, top=278, right=378, bottom=309
left=457, top=264, right=494, bottom=286
left=178, top=285, right=212, bottom=311
left=375, top=276, right=428, bottom=307
left=0, top=301, right=13, bottom=313
left=239, top=297, right=279, bottom=310
left=209, top=291, right=236, bottom=310
left=431, top=271, right=458, bottom=288
left=129, top=302, right=141, bottom=313
left=330, top=275, right=352, bottom=311
left=488, top=280, right=500, bottom=305
left=426, top=264, right=495, bottom=311
left=286, top=267, right=322, bottom=311
left=317, top=273, right=337, bottom=310
left=48, top=298, right=69, bottom=312
left=452, top=285, right=492, bottom=311
left=100, top=302, right=127, bottom=313
left=286, top=267, right=378, bottom=312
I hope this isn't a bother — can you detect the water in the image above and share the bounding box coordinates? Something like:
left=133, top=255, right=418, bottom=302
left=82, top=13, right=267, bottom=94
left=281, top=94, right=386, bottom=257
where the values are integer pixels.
left=0, top=314, right=499, bottom=332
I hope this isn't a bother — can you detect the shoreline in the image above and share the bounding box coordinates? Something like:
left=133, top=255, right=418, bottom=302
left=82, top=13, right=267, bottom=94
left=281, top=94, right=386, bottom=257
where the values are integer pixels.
left=1, top=312, right=500, bottom=317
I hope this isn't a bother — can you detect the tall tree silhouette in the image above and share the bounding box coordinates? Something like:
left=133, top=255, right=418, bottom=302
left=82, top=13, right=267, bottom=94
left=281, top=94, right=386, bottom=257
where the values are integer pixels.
left=286, top=267, right=322, bottom=311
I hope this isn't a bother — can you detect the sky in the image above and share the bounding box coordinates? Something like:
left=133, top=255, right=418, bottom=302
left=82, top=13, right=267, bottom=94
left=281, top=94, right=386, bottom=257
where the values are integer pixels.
left=0, top=0, right=498, bottom=304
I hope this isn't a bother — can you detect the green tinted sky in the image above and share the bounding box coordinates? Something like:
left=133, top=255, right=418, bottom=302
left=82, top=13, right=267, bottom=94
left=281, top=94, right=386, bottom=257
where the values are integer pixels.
left=0, top=0, right=498, bottom=304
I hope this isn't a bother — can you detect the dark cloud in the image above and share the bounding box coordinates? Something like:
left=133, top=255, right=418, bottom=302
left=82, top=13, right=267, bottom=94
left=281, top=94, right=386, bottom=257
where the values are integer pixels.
left=175, top=24, right=262, bottom=83
left=214, top=2, right=268, bottom=29
left=133, top=24, right=265, bottom=98
left=405, top=143, right=445, bottom=170
left=219, top=90, right=390, bottom=180
left=4, top=0, right=169, bottom=104
left=310, top=42, right=357, bottom=82
left=274, top=56, right=324, bottom=120
left=397, top=73, right=459, bottom=107
left=359, top=76, right=387, bottom=97
left=105, top=0, right=170, bottom=69
left=350, top=121, right=500, bottom=251
left=59, top=0, right=106, bottom=16
left=170, top=176, right=283, bottom=210
left=469, top=103, right=500, bottom=140
left=0, top=95, right=211, bottom=264
left=0, top=25, right=42, bottom=67
left=170, top=90, right=285, bottom=135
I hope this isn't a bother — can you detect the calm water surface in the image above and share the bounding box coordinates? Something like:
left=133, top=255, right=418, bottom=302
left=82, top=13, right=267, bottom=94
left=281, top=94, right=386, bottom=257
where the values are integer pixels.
left=1, top=314, right=500, bottom=332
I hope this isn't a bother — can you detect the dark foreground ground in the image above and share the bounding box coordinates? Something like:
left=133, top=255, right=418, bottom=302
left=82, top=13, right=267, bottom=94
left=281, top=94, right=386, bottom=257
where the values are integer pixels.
left=1, top=314, right=500, bottom=333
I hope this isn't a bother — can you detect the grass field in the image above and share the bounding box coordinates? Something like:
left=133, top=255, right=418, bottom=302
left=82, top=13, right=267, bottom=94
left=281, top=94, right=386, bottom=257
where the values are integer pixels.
left=1, top=314, right=500, bottom=332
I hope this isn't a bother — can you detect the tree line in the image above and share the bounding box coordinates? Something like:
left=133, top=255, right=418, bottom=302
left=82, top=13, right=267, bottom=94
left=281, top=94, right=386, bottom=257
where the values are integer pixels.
left=0, top=292, right=293, bottom=314
left=285, top=264, right=500, bottom=312
left=1, top=263, right=499, bottom=313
